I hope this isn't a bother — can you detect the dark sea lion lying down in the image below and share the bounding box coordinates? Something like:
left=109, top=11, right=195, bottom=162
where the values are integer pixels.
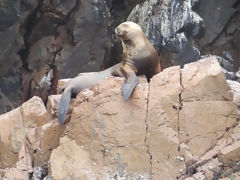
left=58, top=21, right=161, bottom=124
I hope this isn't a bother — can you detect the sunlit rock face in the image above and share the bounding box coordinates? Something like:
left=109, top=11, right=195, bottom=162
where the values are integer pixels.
left=1, top=57, right=240, bottom=179
left=0, top=0, right=240, bottom=134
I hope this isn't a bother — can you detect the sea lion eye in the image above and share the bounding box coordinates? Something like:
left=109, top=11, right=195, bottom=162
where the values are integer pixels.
left=122, top=23, right=128, bottom=27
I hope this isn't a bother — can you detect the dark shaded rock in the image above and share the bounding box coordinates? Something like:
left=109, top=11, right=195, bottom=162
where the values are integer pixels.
left=196, top=0, right=237, bottom=47
left=0, top=24, right=23, bottom=113
left=59, top=0, right=112, bottom=77
left=201, top=11, right=240, bottom=73
left=0, top=0, right=20, bottom=32
left=233, top=30, right=240, bottom=50
left=128, top=0, right=204, bottom=67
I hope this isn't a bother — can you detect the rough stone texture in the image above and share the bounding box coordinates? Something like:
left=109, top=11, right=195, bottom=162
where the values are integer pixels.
left=21, top=96, right=49, bottom=127
left=50, top=136, right=110, bottom=179
left=0, top=95, right=62, bottom=173
left=0, top=0, right=114, bottom=114
left=196, top=0, right=237, bottom=47
left=128, top=0, right=203, bottom=67
left=0, top=0, right=40, bottom=114
left=147, top=66, right=186, bottom=179
left=48, top=56, right=240, bottom=179
left=1, top=56, right=240, bottom=178
left=219, top=141, right=240, bottom=165
left=179, top=58, right=238, bottom=157
left=227, top=80, right=240, bottom=108
left=60, top=76, right=151, bottom=179
left=1, top=0, right=240, bottom=121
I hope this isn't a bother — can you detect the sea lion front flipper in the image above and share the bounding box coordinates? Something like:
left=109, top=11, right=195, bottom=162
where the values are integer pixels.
left=58, top=88, right=72, bottom=124
left=122, top=72, right=139, bottom=101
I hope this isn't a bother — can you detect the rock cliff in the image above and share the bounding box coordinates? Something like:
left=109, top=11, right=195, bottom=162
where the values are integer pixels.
left=1, top=56, right=240, bottom=179
left=0, top=0, right=240, bottom=115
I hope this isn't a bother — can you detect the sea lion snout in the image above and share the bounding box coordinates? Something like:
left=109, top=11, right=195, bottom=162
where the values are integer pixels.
left=115, top=26, right=128, bottom=38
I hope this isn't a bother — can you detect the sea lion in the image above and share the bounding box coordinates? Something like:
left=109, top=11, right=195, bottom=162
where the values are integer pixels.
left=58, top=21, right=161, bottom=124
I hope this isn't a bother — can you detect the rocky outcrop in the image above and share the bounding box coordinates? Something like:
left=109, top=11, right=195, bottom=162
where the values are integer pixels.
left=1, top=53, right=240, bottom=179
left=128, top=0, right=240, bottom=78
left=128, top=0, right=203, bottom=67
left=49, top=56, right=238, bottom=179
left=1, top=0, right=240, bottom=118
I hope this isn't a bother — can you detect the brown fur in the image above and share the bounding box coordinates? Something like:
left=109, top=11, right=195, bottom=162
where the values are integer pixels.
left=58, top=21, right=161, bottom=124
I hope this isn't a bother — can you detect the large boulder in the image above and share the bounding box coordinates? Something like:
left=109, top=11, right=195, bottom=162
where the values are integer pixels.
left=49, top=56, right=239, bottom=179
left=1, top=56, right=240, bottom=179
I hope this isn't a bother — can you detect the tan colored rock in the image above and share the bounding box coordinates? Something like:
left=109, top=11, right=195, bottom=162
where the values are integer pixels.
left=0, top=96, right=50, bottom=168
left=3, top=144, right=33, bottom=180
left=47, top=94, right=75, bottom=121
left=51, top=76, right=151, bottom=179
left=147, top=66, right=186, bottom=179
left=34, top=120, right=65, bottom=166
left=179, top=101, right=237, bottom=157
left=50, top=136, right=109, bottom=180
left=10, top=128, right=26, bottom=153
left=21, top=96, right=49, bottom=127
left=0, top=107, right=22, bottom=144
left=57, top=78, right=71, bottom=93
left=179, top=57, right=238, bottom=157
left=47, top=94, right=61, bottom=117
left=181, top=56, right=232, bottom=101
left=184, top=177, right=195, bottom=180
left=0, top=108, right=22, bottom=168
left=219, top=141, right=240, bottom=165
left=3, top=168, right=29, bottom=180
left=193, top=172, right=206, bottom=180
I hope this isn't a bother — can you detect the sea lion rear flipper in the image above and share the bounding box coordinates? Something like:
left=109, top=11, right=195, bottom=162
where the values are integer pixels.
left=58, top=89, right=72, bottom=124
left=122, top=72, right=139, bottom=101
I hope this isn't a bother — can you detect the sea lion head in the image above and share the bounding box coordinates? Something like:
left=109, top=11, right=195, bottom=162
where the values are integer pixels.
left=115, top=21, right=144, bottom=41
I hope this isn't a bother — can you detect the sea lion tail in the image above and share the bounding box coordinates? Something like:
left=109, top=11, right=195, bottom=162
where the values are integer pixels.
left=58, top=89, right=72, bottom=124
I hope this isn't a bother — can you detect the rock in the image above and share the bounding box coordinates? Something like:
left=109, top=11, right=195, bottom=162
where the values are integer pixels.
left=219, top=141, right=240, bottom=166
left=0, top=24, right=23, bottom=114
left=56, top=78, right=71, bottom=93
left=0, top=0, right=41, bottom=114
left=21, top=96, right=49, bottom=127
left=10, top=128, right=26, bottom=153
left=227, top=80, right=240, bottom=107
left=181, top=56, right=232, bottom=101
left=0, top=96, right=49, bottom=168
left=50, top=0, right=76, bottom=16
left=2, top=143, right=33, bottom=180
left=49, top=56, right=239, bottom=179
left=2, top=56, right=240, bottom=178
left=3, top=168, right=29, bottom=180
left=50, top=76, right=151, bottom=179
left=47, top=95, right=61, bottom=117
left=128, top=0, right=203, bottom=66
left=147, top=66, right=186, bottom=179
left=34, top=120, right=64, bottom=166
left=62, top=0, right=112, bottom=76
left=50, top=136, right=109, bottom=179
left=196, top=0, right=237, bottom=47
left=0, top=107, right=22, bottom=144
left=180, top=57, right=238, bottom=157
left=32, top=165, right=48, bottom=180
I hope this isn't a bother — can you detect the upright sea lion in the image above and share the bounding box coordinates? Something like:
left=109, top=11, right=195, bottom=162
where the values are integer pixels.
left=58, top=21, right=161, bottom=124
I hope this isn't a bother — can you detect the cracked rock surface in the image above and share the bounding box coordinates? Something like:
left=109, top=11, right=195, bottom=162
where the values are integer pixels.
left=1, top=0, right=240, bottom=119
left=49, top=56, right=238, bottom=179
left=1, top=56, right=240, bottom=179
